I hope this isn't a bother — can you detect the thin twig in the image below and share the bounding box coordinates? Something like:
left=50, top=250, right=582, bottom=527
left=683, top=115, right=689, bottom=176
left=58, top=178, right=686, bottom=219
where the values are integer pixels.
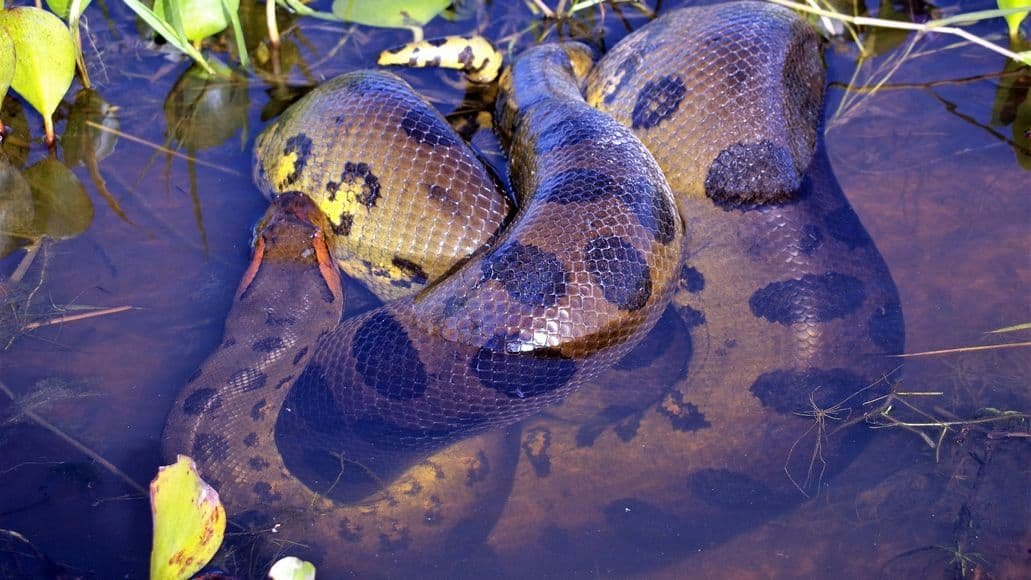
left=83, top=121, right=244, bottom=176
left=21, top=305, right=137, bottom=331
left=892, top=341, right=1031, bottom=358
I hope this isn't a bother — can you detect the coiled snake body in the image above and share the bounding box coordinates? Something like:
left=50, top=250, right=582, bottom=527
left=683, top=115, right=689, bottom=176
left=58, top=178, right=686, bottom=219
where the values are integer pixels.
left=163, top=2, right=904, bottom=575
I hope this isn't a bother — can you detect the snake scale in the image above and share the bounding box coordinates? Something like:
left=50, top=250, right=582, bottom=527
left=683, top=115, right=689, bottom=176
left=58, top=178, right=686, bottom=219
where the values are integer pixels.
left=163, top=1, right=904, bottom=575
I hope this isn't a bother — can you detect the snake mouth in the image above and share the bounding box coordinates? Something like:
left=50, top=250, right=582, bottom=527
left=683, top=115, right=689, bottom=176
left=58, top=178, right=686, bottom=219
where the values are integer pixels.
left=237, top=192, right=343, bottom=303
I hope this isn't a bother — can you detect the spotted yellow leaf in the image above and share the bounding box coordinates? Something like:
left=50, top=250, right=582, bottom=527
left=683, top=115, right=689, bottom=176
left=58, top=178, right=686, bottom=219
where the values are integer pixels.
left=149, top=455, right=226, bottom=580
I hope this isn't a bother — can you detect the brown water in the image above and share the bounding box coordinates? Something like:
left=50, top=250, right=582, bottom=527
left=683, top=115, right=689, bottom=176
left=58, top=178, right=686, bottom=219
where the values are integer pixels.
left=1, top=0, right=1028, bottom=577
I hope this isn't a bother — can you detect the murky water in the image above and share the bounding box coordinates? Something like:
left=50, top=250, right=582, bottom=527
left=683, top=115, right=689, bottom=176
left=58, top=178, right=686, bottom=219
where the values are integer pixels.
left=1, top=0, right=1028, bottom=577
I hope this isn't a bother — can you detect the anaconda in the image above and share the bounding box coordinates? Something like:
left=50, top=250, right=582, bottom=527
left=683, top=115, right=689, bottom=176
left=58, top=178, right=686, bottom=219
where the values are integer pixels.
left=163, top=1, right=904, bottom=575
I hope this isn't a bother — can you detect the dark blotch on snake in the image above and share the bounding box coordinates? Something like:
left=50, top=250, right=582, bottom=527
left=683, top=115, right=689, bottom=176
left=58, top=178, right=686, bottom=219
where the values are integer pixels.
left=680, top=265, right=705, bottom=293
left=482, top=241, right=569, bottom=307
left=250, top=398, right=267, bottom=421
left=749, top=272, right=866, bottom=324
left=537, top=168, right=619, bottom=205
left=704, top=140, right=799, bottom=206
left=603, top=55, right=640, bottom=105
left=338, top=518, right=363, bottom=542
left=248, top=456, right=270, bottom=471
left=471, top=335, right=577, bottom=399
left=534, top=114, right=607, bottom=154
left=657, top=391, right=710, bottom=432
left=333, top=213, right=354, bottom=237
left=251, top=336, right=285, bottom=353
left=339, top=162, right=381, bottom=208
left=584, top=235, right=652, bottom=311
left=521, top=426, right=553, bottom=477
left=624, top=179, right=677, bottom=244
left=868, top=302, right=905, bottom=354
left=229, top=368, right=268, bottom=392
left=400, top=107, right=459, bottom=147
left=253, top=481, right=282, bottom=502
left=265, top=313, right=297, bottom=327
left=677, top=304, right=705, bottom=328
left=281, top=133, right=313, bottom=186
left=630, top=74, right=686, bottom=130
left=182, top=388, right=220, bottom=416
left=292, top=346, right=309, bottom=366
left=750, top=367, right=868, bottom=414
left=192, top=433, right=229, bottom=462
left=391, top=256, right=429, bottom=286
left=353, top=311, right=428, bottom=400
left=243, top=432, right=259, bottom=447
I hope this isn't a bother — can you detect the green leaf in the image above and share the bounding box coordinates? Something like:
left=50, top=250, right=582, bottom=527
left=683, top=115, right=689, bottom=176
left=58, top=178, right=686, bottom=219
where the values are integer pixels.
left=45, top=0, right=94, bottom=21
left=23, top=158, right=94, bottom=240
left=0, top=27, right=14, bottom=103
left=0, top=7, right=76, bottom=144
left=122, top=0, right=214, bottom=74
left=268, top=557, right=317, bottom=580
left=331, top=0, right=451, bottom=28
left=149, top=455, right=226, bottom=580
left=997, top=0, right=1030, bottom=40
left=153, top=0, right=241, bottom=42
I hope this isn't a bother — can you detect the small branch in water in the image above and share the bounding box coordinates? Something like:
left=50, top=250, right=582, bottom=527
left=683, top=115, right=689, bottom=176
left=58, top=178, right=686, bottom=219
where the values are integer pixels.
left=21, top=305, right=138, bottom=331
left=891, top=341, right=1031, bottom=358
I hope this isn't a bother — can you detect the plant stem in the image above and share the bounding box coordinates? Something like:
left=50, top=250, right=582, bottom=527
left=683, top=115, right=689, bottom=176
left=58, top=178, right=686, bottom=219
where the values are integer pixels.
left=267, top=0, right=280, bottom=48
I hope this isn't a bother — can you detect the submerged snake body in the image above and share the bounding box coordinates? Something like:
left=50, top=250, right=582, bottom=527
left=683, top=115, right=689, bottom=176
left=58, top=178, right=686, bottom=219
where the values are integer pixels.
left=164, top=2, right=905, bottom=575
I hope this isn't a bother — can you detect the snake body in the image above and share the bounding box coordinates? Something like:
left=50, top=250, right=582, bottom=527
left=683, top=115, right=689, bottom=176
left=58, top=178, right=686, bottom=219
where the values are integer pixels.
left=163, top=1, right=904, bottom=575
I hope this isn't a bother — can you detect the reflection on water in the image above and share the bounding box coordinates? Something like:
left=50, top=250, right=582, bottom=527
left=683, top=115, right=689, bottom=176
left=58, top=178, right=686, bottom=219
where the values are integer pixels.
left=1, top=0, right=1028, bottom=577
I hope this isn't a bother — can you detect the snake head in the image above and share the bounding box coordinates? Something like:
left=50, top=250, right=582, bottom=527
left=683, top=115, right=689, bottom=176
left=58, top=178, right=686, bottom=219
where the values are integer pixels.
left=237, top=192, right=343, bottom=304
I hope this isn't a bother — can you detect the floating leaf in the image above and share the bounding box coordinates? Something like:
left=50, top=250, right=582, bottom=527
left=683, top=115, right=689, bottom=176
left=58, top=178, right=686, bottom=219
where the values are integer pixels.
left=0, top=27, right=14, bottom=105
left=153, top=0, right=241, bottom=42
left=149, top=455, right=226, bottom=580
left=164, top=62, right=250, bottom=151
left=331, top=0, right=451, bottom=28
left=62, top=89, right=120, bottom=165
left=0, top=7, right=76, bottom=145
left=990, top=59, right=1031, bottom=169
left=23, top=158, right=94, bottom=240
left=268, top=557, right=317, bottom=580
left=45, top=0, right=94, bottom=21
left=0, top=157, right=35, bottom=257
left=997, top=0, right=1030, bottom=40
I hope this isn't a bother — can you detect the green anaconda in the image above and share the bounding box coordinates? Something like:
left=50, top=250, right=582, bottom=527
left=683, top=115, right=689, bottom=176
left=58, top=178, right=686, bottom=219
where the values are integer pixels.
left=163, top=1, right=904, bottom=575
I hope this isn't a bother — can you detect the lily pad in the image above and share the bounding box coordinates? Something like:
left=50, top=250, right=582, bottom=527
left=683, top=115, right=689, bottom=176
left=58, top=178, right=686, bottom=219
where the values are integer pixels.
left=0, top=7, right=76, bottom=144
left=23, top=158, right=94, bottom=240
left=149, top=455, right=226, bottom=580
left=331, top=0, right=451, bottom=28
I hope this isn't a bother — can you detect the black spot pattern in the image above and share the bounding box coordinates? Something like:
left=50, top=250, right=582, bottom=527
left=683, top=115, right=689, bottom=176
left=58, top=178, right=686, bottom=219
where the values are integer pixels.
left=251, top=336, right=285, bottom=353
left=182, top=388, right=220, bottom=415
left=353, top=311, right=428, bottom=400
left=537, top=168, right=619, bottom=205
left=243, top=432, right=259, bottom=447
left=400, top=106, right=459, bottom=147
left=378, top=526, right=412, bottom=553
left=521, top=427, right=552, bottom=477
left=333, top=213, right=354, bottom=236
left=534, top=114, right=607, bottom=154
left=657, top=391, right=710, bottom=432
left=602, top=55, right=640, bottom=105
left=281, top=133, right=313, bottom=186
left=750, top=367, right=868, bottom=414
left=193, top=433, right=229, bottom=462
left=471, top=336, right=577, bottom=399
left=680, top=265, right=705, bottom=293
left=338, top=518, right=363, bottom=542
left=583, top=236, right=652, bottom=311
left=624, top=179, right=678, bottom=244
left=688, top=468, right=795, bottom=510
left=465, top=450, right=490, bottom=486
left=799, top=224, right=824, bottom=255
left=704, top=140, right=799, bottom=206
left=824, top=205, right=872, bottom=249
left=749, top=272, right=866, bottom=324
left=265, top=313, right=297, bottom=327
left=292, top=346, right=309, bottom=366
left=391, top=256, right=429, bottom=286
left=677, top=304, right=705, bottom=328
left=250, top=399, right=267, bottom=421
left=229, top=368, right=268, bottom=392
left=868, top=302, right=905, bottom=354
left=482, top=242, right=569, bottom=307
left=253, top=481, right=282, bottom=502
left=631, top=75, right=686, bottom=130
left=249, top=456, right=270, bottom=471
left=335, top=162, right=381, bottom=208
